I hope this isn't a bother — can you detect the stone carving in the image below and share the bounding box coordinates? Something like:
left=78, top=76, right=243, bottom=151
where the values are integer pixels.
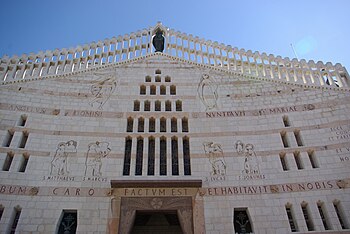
left=50, top=140, right=77, bottom=175
left=89, top=76, right=117, bottom=109
left=152, top=30, right=165, bottom=52
left=198, top=74, right=218, bottom=110
left=29, top=187, right=39, bottom=196
left=203, top=142, right=226, bottom=176
left=84, top=141, right=111, bottom=177
left=150, top=198, right=163, bottom=209
left=235, top=140, right=261, bottom=176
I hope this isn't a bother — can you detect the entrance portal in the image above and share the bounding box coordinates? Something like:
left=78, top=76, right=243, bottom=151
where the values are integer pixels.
left=131, top=211, right=182, bottom=234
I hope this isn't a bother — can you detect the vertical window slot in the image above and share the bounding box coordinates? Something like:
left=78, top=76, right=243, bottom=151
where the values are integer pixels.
left=3, top=152, right=14, bottom=171
left=333, top=201, right=349, bottom=229
left=159, top=137, right=167, bottom=176
left=294, top=130, right=304, bottom=146
left=18, top=132, right=28, bottom=148
left=308, top=150, right=318, bottom=168
left=171, top=137, right=179, bottom=175
left=182, top=117, right=188, bottom=132
left=126, top=117, right=134, bottom=132
left=147, top=137, right=155, bottom=175
left=293, top=151, right=303, bottom=170
left=3, top=130, right=14, bottom=147
left=138, top=117, right=144, bottom=132
left=317, top=202, right=331, bottom=230
left=135, top=137, right=143, bottom=176
left=149, top=118, right=155, bottom=132
left=283, top=115, right=290, bottom=127
left=160, top=117, right=166, bottom=132
left=18, top=154, right=29, bottom=172
left=279, top=152, right=288, bottom=171
left=183, top=136, right=191, bottom=175
left=133, top=100, right=140, bottom=111
left=285, top=205, right=298, bottom=232
left=123, top=137, right=132, bottom=176
left=9, top=206, right=21, bottom=234
left=301, top=203, right=314, bottom=231
left=280, top=131, right=289, bottom=148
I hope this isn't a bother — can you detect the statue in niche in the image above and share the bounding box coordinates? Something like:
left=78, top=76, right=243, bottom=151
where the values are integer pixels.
left=85, top=141, right=111, bottom=177
left=235, top=140, right=260, bottom=175
left=89, top=75, right=117, bottom=109
left=50, top=140, right=77, bottom=175
left=198, top=74, right=218, bottom=110
left=203, top=142, right=226, bottom=176
left=152, top=30, right=165, bottom=52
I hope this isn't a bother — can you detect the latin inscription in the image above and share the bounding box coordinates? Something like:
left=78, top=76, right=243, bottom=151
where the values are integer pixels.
left=329, top=125, right=350, bottom=141
left=4, top=103, right=47, bottom=114
left=205, top=104, right=315, bottom=118
left=335, top=147, right=350, bottom=162
left=123, top=188, right=189, bottom=197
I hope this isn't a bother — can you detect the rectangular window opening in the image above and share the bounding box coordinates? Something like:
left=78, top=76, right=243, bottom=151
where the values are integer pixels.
left=279, top=152, right=288, bottom=171
left=333, top=201, right=349, bottom=229
left=123, top=138, right=132, bottom=176
left=3, top=152, right=14, bottom=171
left=280, top=131, right=289, bottom=148
left=294, top=130, right=304, bottom=146
left=233, top=208, right=253, bottom=234
left=183, top=137, right=191, bottom=175
left=171, top=138, right=179, bottom=176
left=57, top=210, right=78, bottom=234
left=9, top=207, right=21, bottom=234
left=285, top=205, right=298, bottom=232
left=317, top=203, right=330, bottom=230
left=293, top=151, right=303, bottom=170
left=301, top=203, right=314, bottom=231
left=17, top=115, right=27, bottom=127
left=147, top=138, right=155, bottom=176
left=18, top=154, right=29, bottom=172
left=135, top=138, right=144, bottom=176
left=18, top=132, right=28, bottom=148
left=308, top=150, right=318, bottom=168
left=3, top=130, right=14, bottom=147
left=283, top=115, right=290, bottom=127
left=160, top=138, right=167, bottom=176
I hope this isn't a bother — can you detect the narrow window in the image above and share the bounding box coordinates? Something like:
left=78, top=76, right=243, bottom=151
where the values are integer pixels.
left=150, top=85, right=156, bottom=95
left=18, top=132, right=28, bottom=148
left=123, top=137, right=132, bottom=176
left=233, top=208, right=253, bottom=234
left=279, top=152, right=288, bottom=171
left=293, top=151, right=303, bottom=169
left=149, top=118, right=155, bottom=132
left=140, top=85, right=146, bottom=95
left=155, top=76, right=161, bottom=82
left=165, top=76, right=171, bottom=82
left=294, top=130, right=304, bottom=146
left=176, top=100, right=182, bottom=111
left=170, top=85, right=176, bottom=95
left=126, top=117, right=133, bottom=132
left=147, top=137, right=155, bottom=175
left=9, top=206, right=21, bottom=234
left=3, top=152, right=14, bottom=171
left=135, top=137, right=143, bottom=176
left=160, top=117, right=167, bottom=132
left=280, top=131, right=289, bottom=148
left=133, top=100, right=140, bottom=111
left=57, top=210, right=78, bottom=234
left=138, top=117, right=144, bottom=132
left=286, top=205, right=298, bottom=232
left=155, top=69, right=161, bottom=74
left=160, top=85, right=166, bottom=95
left=183, top=136, right=191, bottom=175
left=165, top=100, right=171, bottom=111
left=317, top=202, right=331, bottom=230
left=171, top=118, right=177, bottom=132
left=18, top=154, right=29, bottom=172
left=2, top=130, right=14, bottom=147
left=282, top=115, right=290, bottom=127
left=308, top=150, right=318, bottom=168
left=0, top=205, right=4, bottom=221
left=144, top=100, right=150, bottom=111
left=333, top=201, right=349, bottom=229
left=160, top=137, right=167, bottom=176
left=145, top=75, right=151, bottom=82
left=155, top=100, right=161, bottom=111
left=182, top=117, right=189, bottom=132
left=17, top=115, right=27, bottom=127
left=301, top=203, right=314, bottom=231
left=171, top=137, right=179, bottom=175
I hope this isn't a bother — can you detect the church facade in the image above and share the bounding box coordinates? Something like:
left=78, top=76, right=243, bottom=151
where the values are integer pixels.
left=0, top=22, right=349, bottom=233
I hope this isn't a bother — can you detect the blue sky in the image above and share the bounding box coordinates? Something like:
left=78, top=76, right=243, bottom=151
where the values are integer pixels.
left=1, top=0, right=349, bottom=70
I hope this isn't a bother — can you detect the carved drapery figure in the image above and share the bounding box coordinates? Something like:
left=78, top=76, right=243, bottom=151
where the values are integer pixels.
left=152, top=30, right=165, bottom=52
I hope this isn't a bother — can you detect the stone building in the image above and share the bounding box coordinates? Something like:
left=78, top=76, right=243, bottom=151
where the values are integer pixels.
left=0, top=22, right=350, bottom=233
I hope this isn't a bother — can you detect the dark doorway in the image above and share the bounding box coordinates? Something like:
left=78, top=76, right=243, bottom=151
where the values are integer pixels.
left=131, top=211, right=183, bottom=234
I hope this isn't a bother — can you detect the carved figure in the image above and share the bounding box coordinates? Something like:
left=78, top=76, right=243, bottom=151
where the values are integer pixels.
left=152, top=30, right=165, bottom=52
left=89, top=76, right=117, bottom=109
left=197, top=74, right=218, bottom=110
left=85, top=141, right=111, bottom=177
left=235, top=140, right=260, bottom=175
left=50, top=140, right=77, bottom=175
left=203, top=142, right=226, bottom=176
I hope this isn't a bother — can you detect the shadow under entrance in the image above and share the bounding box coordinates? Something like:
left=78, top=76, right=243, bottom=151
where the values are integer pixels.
left=131, top=211, right=183, bottom=234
